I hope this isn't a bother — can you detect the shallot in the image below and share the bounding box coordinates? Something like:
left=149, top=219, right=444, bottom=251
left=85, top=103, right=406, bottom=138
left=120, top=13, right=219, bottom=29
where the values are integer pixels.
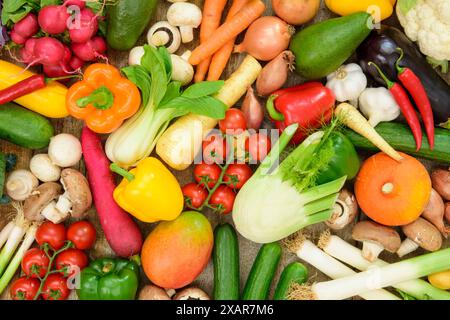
left=422, top=189, right=449, bottom=238
left=256, top=51, right=294, bottom=96
left=241, top=87, right=264, bottom=130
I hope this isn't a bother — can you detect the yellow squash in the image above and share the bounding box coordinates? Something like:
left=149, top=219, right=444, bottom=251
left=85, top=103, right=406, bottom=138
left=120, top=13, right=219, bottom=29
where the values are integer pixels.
left=0, top=60, right=68, bottom=118
left=325, top=0, right=394, bottom=22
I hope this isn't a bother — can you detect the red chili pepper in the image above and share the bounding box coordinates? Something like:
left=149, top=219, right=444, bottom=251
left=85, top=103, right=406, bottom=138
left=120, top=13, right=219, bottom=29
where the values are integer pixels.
left=267, top=82, right=335, bottom=145
left=395, top=48, right=434, bottom=150
left=369, top=62, right=422, bottom=151
left=0, top=74, right=46, bottom=105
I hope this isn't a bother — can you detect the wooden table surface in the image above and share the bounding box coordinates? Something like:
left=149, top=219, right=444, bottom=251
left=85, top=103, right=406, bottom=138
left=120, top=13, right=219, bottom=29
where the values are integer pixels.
left=0, top=0, right=448, bottom=300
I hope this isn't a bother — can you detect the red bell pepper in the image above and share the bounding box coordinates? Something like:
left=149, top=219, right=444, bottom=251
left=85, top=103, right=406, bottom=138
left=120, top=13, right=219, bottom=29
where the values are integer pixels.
left=266, top=82, right=336, bottom=144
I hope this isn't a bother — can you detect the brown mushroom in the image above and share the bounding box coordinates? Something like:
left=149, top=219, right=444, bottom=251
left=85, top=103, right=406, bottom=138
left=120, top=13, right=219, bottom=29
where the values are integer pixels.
left=326, top=188, right=359, bottom=230
left=421, top=189, right=449, bottom=238
left=352, top=221, right=401, bottom=262
left=431, top=169, right=450, bottom=201
left=57, top=169, right=92, bottom=219
left=23, top=182, right=62, bottom=221
left=445, top=203, right=450, bottom=224
left=138, top=285, right=171, bottom=300
left=173, top=287, right=210, bottom=300
left=397, top=217, right=442, bottom=257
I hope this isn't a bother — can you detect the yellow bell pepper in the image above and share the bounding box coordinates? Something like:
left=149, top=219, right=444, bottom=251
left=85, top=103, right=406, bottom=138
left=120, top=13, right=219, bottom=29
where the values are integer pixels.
left=325, top=0, right=394, bottom=22
left=0, top=60, right=68, bottom=118
left=428, top=270, right=450, bottom=290
left=111, top=158, right=184, bottom=223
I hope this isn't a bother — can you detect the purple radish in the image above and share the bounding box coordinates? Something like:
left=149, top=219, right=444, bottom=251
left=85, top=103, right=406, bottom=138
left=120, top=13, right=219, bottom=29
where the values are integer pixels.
left=71, top=36, right=106, bottom=62
left=38, top=5, right=70, bottom=35
left=68, top=8, right=98, bottom=43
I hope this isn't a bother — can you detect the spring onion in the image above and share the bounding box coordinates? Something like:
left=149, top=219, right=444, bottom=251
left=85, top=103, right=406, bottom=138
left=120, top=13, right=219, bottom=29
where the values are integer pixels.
left=291, top=247, right=450, bottom=300
left=0, top=221, right=14, bottom=249
left=317, top=230, right=450, bottom=300
left=232, top=123, right=346, bottom=243
left=282, top=233, right=399, bottom=300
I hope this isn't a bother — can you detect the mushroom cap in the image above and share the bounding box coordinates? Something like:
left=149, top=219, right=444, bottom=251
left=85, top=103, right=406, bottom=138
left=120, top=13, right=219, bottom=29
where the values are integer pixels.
left=147, top=21, right=181, bottom=54
left=352, top=220, right=401, bottom=252
left=326, top=188, right=359, bottom=230
left=24, top=182, right=62, bottom=221
left=167, top=3, right=202, bottom=27
left=173, top=287, right=210, bottom=300
left=402, top=217, right=442, bottom=251
left=138, top=285, right=171, bottom=300
left=60, top=169, right=92, bottom=219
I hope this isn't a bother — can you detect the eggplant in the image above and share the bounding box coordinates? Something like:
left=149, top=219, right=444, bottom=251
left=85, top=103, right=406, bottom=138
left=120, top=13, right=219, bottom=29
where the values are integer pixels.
left=357, top=26, right=450, bottom=128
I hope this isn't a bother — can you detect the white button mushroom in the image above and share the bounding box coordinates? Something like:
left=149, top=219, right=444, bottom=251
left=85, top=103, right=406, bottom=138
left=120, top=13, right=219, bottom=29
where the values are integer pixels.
left=167, top=2, right=202, bottom=43
left=48, top=134, right=82, bottom=167
left=325, top=188, right=359, bottom=230
left=171, top=51, right=194, bottom=86
left=147, top=21, right=181, bottom=54
left=128, top=46, right=145, bottom=66
left=6, top=169, right=39, bottom=201
left=29, top=154, right=61, bottom=182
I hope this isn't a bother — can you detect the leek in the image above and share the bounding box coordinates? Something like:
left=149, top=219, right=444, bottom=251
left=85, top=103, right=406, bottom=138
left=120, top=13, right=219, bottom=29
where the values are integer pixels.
left=292, top=248, right=450, bottom=300
left=317, top=231, right=450, bottom=300
left=232, top=123, right=346, bottom=243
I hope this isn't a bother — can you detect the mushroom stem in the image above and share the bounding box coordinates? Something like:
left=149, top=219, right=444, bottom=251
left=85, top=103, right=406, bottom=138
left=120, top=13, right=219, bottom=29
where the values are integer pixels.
left=152, top=31, right=170, bottom=46
left=361, top=241, right=385, bottom=262
left=179, top=26, right=194, bottom=43
left=397, top=238, right=420, bottom=257
left=55, top=193, right=72, bottom=215
left=41, top=201, right=69, bottom=224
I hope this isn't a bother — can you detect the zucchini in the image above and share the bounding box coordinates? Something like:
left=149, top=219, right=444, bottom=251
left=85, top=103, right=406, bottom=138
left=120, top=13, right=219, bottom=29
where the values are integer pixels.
left=213, top=223, right=240, bottom=300
left=343, top=122, right=450, bottom=164
left=273, top=262, right=308, bottom=300
left=242, top=242, right=282, bottom=300
left=0, top=103, right=54, bottom=149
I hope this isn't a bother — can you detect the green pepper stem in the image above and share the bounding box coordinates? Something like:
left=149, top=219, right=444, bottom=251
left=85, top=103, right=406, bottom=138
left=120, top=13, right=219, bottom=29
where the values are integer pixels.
left=110, top=163, right=135, bottom=182
left=130, top=255, right=141, bottom=266
left=395, top=48, right=406, bottom=75
left=368, top=62, right=394, bottom=89
left=266, top=95, right=285, bottom=121
left=76, top=86, right=115, bottom=110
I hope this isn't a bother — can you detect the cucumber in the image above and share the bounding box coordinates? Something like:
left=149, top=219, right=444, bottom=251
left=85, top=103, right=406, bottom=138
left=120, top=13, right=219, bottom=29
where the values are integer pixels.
left=290, top=12, right=372, bottom=79
left=107, top=0, right=159, bottom=51
left=242, top=242, right=282, bottom=300
left=213, top=223, right=240, bottom=300
left=342, top=122, right=450, bottom=164
left=0, top=103, right=54, bottom=149
left=273, top=262, right=308, bottom=300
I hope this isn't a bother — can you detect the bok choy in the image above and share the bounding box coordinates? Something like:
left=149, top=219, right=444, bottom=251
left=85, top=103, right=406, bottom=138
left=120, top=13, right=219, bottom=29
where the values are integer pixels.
left=232, top=123, right=347, bottom=243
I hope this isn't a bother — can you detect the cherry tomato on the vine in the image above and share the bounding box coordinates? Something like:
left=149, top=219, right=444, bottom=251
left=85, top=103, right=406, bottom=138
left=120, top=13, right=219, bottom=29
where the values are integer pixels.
left=245, top=133, right=272, bottom=162
left=224, top=164, right=253, bottom=189
left=35, top=221, right=66, bottom=251
left=41, top=274, right=70, bottom=300
left=55, top=249, right=88, bottom=277
left=194, top=163, right=222, bottom=189
left=66, top=220, right=96, bottom=250
left=202, top=133, right=228, bottom=164
left=10, top=277, right=40, bottom=300
left=210, top=185, right=236, bottom=214
left=21, top=248, right=50, bottom=278
left=219, top=108, right=247, bottom=133
left=182, top=183, right=208, bottom=209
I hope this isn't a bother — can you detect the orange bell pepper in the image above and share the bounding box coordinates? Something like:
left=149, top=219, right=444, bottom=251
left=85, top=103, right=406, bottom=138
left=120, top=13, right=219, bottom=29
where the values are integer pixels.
left=66, top=63, right=141, bottom=134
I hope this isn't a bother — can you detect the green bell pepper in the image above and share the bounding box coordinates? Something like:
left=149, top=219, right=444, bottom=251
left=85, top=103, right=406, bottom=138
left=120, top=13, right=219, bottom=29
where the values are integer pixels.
left=316, top=132, right=360, bottom=184
left=77, top=257, right=140, bottom=300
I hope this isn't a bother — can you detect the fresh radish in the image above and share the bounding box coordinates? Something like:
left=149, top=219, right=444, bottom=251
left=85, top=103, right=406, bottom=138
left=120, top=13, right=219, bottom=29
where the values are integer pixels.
left=63, top=45, right=72, bottom=62
left=68, top=8, right=98, bottom=43
left=71, top=36, right=106, bottom=62
left=20, top=38, right=38, bottom=65
left=38, top=5, right=70, bottom=35
left=12, top=14, right=39, bottom=39
left=64, top=0, right=86, bottom=9
left=43, top=63, right=72, bottom=80
left=81, top=126, right=143, bottom=258
left=69, top=56, right=84, bottom=70
left=10, top=30, right=27, bottom=45
left=32, top=37, right=67, bottom=66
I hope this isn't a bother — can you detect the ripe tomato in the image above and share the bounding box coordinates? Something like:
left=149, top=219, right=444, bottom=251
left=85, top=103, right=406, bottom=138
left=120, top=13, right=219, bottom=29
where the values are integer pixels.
left=21, top=248, right=50, bottom=278
left=194, top=163, right=222, bottom=188
left=245, top=133, right=272, bottom=162
left=55, top=249, right=88, bottom=277
left=219, top=108, right=247, bottom=133
left=224, top=164, right=253, bottom=189
left=66, top=220, right=96, bottom=250
left=182, top=183, right=208, bottom=209
left=10, top=277, right=40, bottom=300
left=36, top=221, right=66, bottom=251
left=210, top=185, right=236, bottom=214
left=41, top=274, right=70, bottom=300
left=202, top=133, right=228, bottom=164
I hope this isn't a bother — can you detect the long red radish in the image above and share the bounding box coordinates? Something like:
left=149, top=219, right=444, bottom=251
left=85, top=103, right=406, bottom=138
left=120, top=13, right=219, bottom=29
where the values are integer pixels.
left=207, top=0, right=248, bottom=81
left=189, top=0, right=266, bottom=66
left=336, top=103, right=403, bottom=162
left=194, top=0, right=228, bottom=83
left=81, top=126, right=143, bottom=258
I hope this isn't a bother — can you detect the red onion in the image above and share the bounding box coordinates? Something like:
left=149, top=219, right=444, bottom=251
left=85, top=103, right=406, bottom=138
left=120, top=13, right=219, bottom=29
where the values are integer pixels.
left=241, top=87, right=264, bottom=130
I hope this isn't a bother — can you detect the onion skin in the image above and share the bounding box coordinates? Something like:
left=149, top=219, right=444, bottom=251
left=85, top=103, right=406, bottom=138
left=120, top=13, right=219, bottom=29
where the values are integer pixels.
left=241, top=87, right=264, bottom=130
left=272, top=0, right=320, bottom=26
left=235, top=16, right=293, bottom=61
left=256, top=50, right=294, bottom=96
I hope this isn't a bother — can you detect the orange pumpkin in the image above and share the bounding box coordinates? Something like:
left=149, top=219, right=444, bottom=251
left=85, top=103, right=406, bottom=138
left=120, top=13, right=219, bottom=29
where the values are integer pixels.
left=355, top=152, right=431, bottom=226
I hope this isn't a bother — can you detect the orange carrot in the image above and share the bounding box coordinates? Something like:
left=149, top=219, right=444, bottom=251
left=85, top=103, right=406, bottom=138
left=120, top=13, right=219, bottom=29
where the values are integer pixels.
left=194, top=0, right=228, bottom=83
left=189, top=0, right=265, bottom=66
left=207, top=0, right=249, bottom=81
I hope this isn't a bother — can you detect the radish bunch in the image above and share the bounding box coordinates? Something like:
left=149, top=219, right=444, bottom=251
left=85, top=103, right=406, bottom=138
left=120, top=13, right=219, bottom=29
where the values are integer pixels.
left=10, top=0, right=107, bottom=78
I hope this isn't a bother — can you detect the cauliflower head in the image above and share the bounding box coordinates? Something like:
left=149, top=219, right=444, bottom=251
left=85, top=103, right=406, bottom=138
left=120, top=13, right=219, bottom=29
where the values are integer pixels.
left=396, top=0, right=450, bottom=61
